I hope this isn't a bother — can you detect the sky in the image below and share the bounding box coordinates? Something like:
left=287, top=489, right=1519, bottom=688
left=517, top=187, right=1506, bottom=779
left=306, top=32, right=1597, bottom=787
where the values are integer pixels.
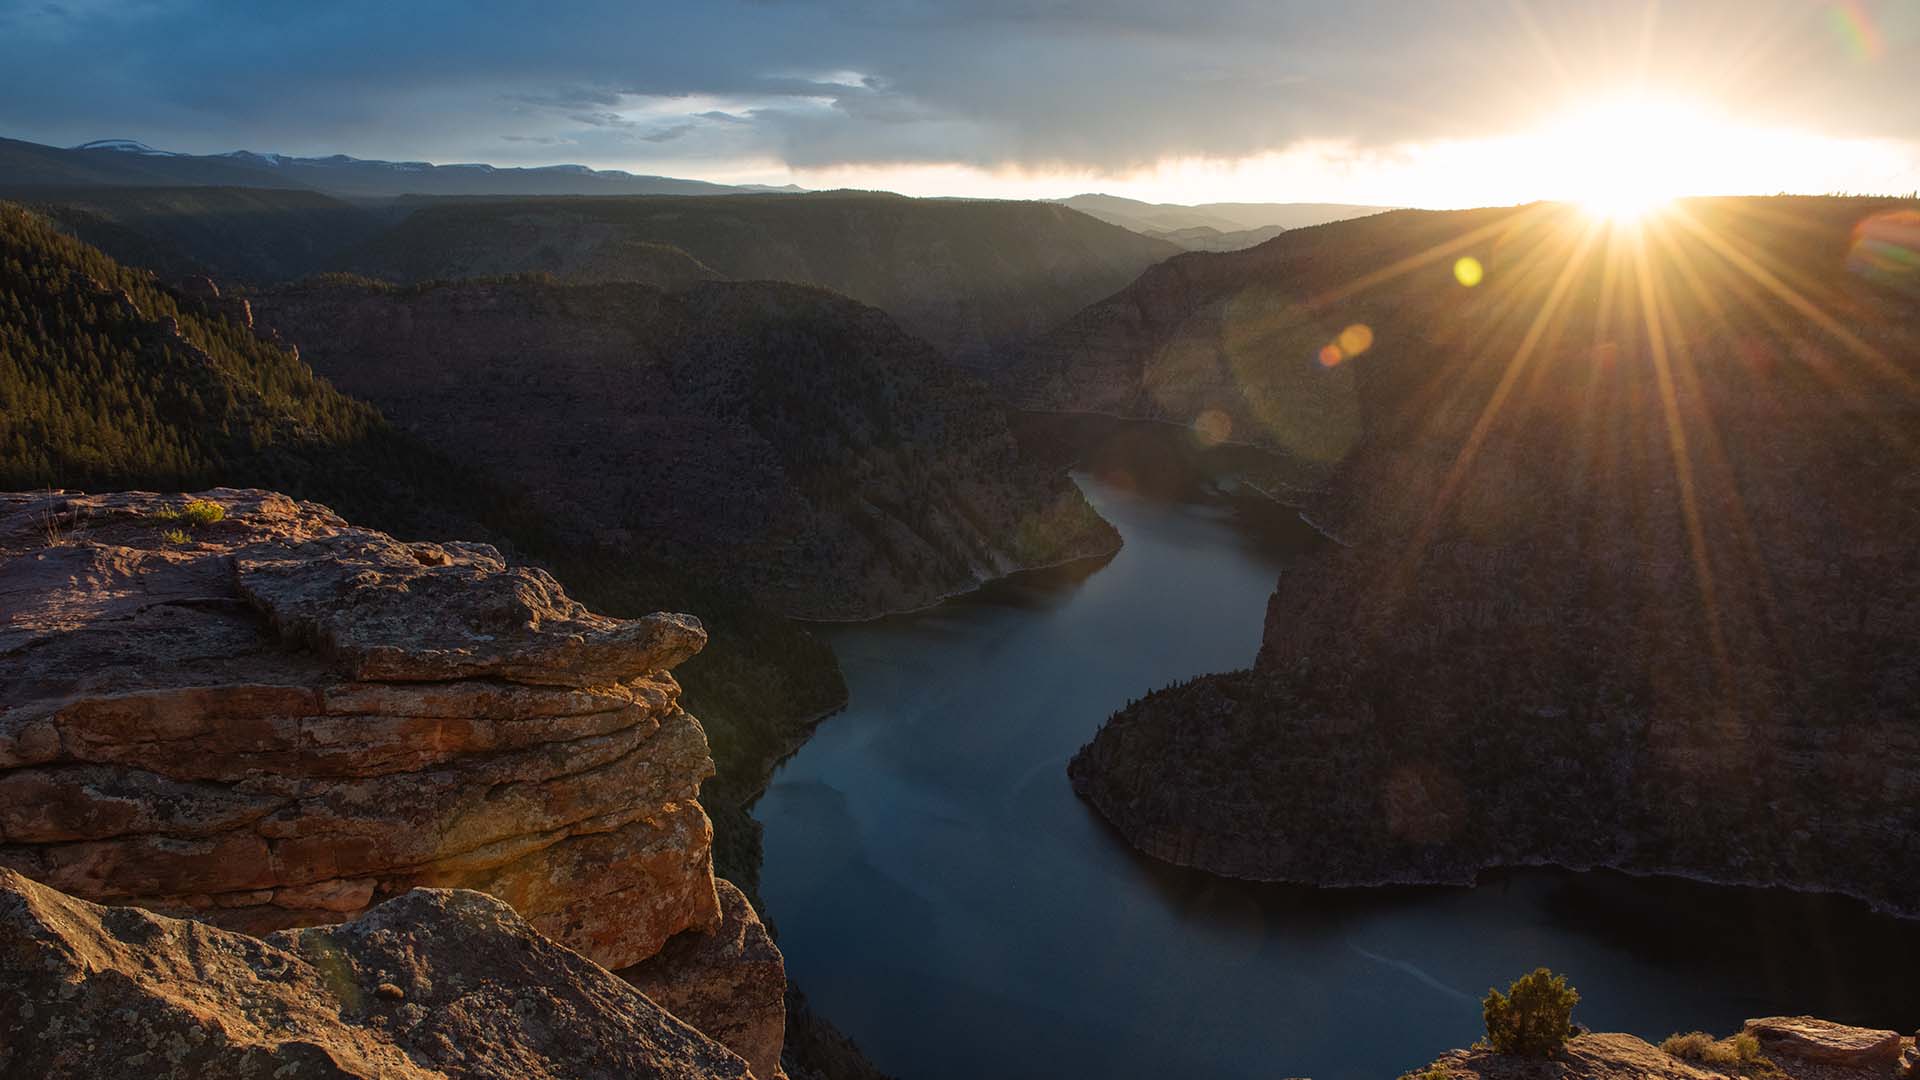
left=1, top=0, right=1918, bottom=207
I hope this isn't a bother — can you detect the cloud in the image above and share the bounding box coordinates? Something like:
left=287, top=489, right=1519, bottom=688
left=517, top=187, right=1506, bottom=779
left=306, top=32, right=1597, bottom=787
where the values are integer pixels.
left=0, top=0, right=1914, bottom=179
left=639, top=122, right=698, bottom=144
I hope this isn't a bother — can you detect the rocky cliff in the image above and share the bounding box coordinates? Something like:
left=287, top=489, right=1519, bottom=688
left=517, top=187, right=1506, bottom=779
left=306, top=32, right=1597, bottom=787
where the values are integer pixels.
left=0, top=486, right=800, bottom=1073
left=1069, top=197, right=1920, bottom=911
left=250, top=275, right=1118, bottom=620
left=0, top=488, right=716, bottom=965
left=0, top=867, right=753, bottom=1079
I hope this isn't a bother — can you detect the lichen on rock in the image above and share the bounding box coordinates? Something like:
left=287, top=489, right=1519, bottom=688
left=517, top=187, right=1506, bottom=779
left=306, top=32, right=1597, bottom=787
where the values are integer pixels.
left=0, top=867, right=752, bottom=1079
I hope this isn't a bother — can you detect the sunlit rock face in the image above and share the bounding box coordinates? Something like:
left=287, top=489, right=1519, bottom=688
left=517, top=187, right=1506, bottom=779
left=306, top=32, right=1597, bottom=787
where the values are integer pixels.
left=0, top=488, right=721, bottom=969
left=625, top=881, right=789, bottom=1080
left=0, top=868, right=753, bottom=1080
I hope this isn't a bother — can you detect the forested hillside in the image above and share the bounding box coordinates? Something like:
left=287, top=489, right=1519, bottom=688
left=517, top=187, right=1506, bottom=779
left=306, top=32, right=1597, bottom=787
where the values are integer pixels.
left=13, top=186, right=385, bottom=282
left=0, top=202, right=441, bottom=525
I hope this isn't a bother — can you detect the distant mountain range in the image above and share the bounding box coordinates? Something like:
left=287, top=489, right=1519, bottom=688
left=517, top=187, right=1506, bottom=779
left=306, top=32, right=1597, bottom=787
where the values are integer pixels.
left=0, top=136, right=802, bottom=198
left=1056, top=193, right=1392, bottom=250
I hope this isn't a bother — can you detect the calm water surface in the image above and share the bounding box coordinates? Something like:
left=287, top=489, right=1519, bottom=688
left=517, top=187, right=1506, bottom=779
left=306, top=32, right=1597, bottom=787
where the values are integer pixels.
left=755, top=423, right=1920, bottom=1080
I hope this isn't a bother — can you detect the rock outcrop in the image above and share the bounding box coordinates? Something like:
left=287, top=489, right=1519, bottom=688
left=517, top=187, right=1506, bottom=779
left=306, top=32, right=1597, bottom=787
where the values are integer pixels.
left=1068, top=197, right=1920, bottom=913
left=1744, top=1017, right=1905, bottom=1070
left=1406, top=1023, right=1918, bottom=1080
left=1410, top=1033, right=1729, bottom=1080
left=0, top=488, right=720, bottom=969
left=0, top=866, right=751, bottom=1079
left=626, top=881, right=788, bottom=1080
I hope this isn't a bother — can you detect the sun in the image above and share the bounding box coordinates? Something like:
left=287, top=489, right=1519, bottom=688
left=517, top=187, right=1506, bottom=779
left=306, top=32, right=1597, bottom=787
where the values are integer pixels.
left=1546, top=96, right=1712, bottom=222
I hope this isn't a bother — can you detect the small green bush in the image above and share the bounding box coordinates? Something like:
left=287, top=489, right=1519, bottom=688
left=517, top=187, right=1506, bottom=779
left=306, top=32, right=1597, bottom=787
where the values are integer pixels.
left=151, top=499, right=226, bottom=528
left=1483, top=968, right=1579, bottom=1058
left=160, top=527, right=190, bottom=545
left=178, top=499, right=226, bottom=526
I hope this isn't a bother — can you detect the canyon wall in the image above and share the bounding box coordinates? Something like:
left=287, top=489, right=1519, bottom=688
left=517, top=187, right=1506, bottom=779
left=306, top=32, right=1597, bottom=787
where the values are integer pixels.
left=251, top=276, right=1118, bottom=620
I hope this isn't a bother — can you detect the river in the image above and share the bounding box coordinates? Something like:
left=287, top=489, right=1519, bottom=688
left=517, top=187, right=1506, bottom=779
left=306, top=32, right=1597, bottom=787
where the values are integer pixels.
left=755, top=419, right=1920, bottom=1080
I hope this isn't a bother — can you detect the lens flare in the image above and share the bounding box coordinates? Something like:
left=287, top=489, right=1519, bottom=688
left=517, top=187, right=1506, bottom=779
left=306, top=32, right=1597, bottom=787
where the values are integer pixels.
left=1193, top=408, right=1233, bottom=445
left=1828, top=0, right=1886, bottom=62
left=1454, top=257, right=1484, bottom=287
left=1848, top=210, right=1920, bottom=292
left=1319, top=323, right=1375, bottom=368
left=1338, top=324, right=1375, bottom=356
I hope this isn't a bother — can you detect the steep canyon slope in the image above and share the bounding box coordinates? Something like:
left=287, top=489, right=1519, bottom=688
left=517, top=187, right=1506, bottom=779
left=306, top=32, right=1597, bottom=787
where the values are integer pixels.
left=1067, top=198, right=1920, bottom=911
left=250, top=275, right=1117, bottom=620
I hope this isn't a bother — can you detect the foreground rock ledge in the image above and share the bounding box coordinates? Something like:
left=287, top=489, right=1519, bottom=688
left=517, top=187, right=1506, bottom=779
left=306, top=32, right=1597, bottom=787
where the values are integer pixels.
left=1744, top=1016, right=1905, bottom=1070
left=626, top=881, right=787, bottom=1080
left=1406, top=1025, right=1917, bottom=1080
left=0, top=488, right=718, bottom=969
left=0, top=867, right=750, bottom=1079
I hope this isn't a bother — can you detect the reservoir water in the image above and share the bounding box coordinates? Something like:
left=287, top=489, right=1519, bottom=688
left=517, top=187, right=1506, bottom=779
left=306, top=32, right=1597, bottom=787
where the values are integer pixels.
left=755, top=421, right=1920, bottom=1080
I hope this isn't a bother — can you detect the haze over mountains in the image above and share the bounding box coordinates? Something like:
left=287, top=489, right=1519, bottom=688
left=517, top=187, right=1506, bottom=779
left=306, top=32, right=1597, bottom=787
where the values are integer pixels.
left=332, top=194, right=1177, bottom=369
left=1057, top=193, right=1392, bottom=251
left=1, top=135, right=1188, bottom=367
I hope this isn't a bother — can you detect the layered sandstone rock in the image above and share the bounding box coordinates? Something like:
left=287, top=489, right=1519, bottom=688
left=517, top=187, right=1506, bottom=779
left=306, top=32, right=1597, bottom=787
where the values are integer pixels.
left=1744, top=1017, right=1905, bottom=1070
left=0, top=867, right=751, bottom=1079
left=0, top=487, right=719, bottom=969
left=627, top=881, right=788, bottom=1080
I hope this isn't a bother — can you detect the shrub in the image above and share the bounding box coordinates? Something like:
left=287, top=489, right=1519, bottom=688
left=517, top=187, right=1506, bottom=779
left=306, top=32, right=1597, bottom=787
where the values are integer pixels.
left=178, top=499, right=226, bottom=526
left=1661, top=1031, right=1780, bottom=1077
left=1661, top=1032, right=1715, bottom=1060
left=151, top=499, right=226, bottom=527
left=1483, top=968, right=1579, bottom=1058
left=160, top=527, right=190, bottom=545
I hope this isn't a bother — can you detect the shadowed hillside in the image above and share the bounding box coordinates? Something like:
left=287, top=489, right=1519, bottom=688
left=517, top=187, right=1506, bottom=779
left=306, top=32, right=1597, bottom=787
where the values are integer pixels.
left=0, top=201, right=453, bottom=525
left=1066, top=197, right=1920, bottom=912
left=10, top=185, right=385, bottom=282
left=250, top=273, right=1118, bottom=621
left=333, top=192, right=1179, bottom=369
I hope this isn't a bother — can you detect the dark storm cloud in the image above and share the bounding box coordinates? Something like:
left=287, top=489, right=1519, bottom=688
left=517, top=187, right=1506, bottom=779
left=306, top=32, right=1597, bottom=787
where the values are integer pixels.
left=0, top=0, right=1913, bottom=170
